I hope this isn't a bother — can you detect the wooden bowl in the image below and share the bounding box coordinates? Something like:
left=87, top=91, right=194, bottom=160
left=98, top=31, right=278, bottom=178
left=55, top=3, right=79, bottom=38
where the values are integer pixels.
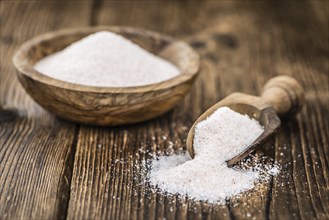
left=13, top=26, right=200, bottom=125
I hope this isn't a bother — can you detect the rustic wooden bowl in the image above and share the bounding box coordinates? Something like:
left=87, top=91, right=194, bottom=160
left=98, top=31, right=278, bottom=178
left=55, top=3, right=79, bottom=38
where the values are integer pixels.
left=13, top=26, right=200, bottom=125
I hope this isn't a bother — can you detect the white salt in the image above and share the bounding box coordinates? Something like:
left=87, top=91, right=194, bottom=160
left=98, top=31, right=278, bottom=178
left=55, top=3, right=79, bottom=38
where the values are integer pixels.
left=34, top=31, right=180, bottom=87
left=149, top=107, right=279, bottom=204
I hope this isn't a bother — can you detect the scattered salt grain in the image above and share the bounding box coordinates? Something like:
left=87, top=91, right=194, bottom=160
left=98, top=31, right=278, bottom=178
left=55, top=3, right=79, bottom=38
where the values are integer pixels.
left=35, top=31, right=180, bottom=87
left=149, top=107, right=280, bottom=203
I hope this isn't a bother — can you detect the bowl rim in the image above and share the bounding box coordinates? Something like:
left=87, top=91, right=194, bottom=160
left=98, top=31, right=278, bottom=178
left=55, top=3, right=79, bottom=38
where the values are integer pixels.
left=13, top=26, right=200, bottom=94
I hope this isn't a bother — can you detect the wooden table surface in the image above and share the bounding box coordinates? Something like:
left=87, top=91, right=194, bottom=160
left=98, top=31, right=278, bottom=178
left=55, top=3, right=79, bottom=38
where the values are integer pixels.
left=1, top=1, right=328, bottom=219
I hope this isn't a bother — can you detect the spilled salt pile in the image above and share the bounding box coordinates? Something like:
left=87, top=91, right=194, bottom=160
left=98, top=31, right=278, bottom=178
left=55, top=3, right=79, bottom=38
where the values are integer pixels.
left=149, top=107, right=279, bottom=203
left=34, top=31, right=179, bottom=87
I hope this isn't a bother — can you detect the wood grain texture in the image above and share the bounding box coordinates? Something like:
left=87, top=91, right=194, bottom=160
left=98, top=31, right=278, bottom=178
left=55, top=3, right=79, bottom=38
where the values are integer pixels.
left=1, top=0, right=328, bottom=220
left=0, top=1, right=92, bottom=219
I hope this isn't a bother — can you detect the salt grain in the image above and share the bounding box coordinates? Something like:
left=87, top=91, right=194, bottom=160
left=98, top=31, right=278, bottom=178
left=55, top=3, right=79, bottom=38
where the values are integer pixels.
left=149, top=107, right=279, bottom=203
left=35, top=31, right=179, bottom=87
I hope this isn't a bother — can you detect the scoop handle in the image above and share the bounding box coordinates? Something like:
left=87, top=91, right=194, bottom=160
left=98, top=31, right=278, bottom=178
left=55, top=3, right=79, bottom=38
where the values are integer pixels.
left=261, top=75, right=305, bottom=118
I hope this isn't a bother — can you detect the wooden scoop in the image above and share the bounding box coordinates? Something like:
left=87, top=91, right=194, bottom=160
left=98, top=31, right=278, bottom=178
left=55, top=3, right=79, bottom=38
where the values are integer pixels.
left=186, top=75, right=305, bottom=167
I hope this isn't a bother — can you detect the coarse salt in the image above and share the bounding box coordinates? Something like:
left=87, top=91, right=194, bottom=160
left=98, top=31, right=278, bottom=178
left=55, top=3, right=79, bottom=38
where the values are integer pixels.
left=149, top=107, right=279, bottom=204
left=34, top=31, right=180, bottom=87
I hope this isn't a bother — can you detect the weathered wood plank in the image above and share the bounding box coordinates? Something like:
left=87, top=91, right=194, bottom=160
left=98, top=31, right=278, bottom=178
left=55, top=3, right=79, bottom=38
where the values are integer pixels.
left=1, top=0, right=328, bottom=219
left=0, top=1, right=92, bottom=219
left=263, top=1, right=329, bottom=220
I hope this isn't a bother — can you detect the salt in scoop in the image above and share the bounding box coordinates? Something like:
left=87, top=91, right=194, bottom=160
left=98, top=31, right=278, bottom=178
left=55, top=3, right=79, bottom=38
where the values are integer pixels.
left=186, top=75, right=305, bottom=167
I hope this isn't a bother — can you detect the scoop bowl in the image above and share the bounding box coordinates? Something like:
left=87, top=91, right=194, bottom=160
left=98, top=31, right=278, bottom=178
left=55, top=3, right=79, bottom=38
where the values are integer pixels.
left=13, top=26, right=200, bottom=125
left=186, top=75, right=305, bottom=166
